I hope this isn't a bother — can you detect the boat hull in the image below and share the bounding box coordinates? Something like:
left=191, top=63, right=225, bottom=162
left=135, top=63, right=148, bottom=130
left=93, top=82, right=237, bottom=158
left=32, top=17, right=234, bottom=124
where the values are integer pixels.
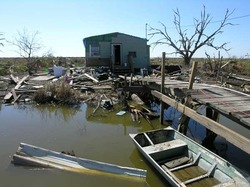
left=129, top=127, right=249, bottom=187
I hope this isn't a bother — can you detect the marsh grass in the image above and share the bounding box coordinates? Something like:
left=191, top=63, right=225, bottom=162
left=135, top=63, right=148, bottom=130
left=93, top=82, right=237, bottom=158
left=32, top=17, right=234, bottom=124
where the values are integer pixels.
left=34, top=80, right=81, bottom=105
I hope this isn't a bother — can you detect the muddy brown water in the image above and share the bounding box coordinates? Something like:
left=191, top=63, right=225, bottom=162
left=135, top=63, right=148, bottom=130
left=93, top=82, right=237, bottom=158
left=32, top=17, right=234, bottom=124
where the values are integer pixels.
left=0, top=103, right=249, bottom=187
left=0, top=103, right=169, bottom=187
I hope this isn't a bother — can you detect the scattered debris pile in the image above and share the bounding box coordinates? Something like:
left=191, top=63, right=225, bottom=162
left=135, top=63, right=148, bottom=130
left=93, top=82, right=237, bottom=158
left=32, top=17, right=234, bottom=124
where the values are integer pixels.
left=1, top=60, right=250, bottom=124
left=0, top=64, right=162, bottom=124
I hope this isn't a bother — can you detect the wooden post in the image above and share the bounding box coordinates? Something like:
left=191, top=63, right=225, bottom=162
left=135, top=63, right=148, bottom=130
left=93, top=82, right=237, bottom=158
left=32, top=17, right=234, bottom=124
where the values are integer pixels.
left=202, top=107, right=218, bottom=150
left=130, top=73, right=133, bottom=86
left=160, top=52, right=166, bottom=124
left=188, top=61, right=198, bottom=89
left=124, top=74, right=127, bottom=87
left=216, top=51, right=222, bottom=83
left=180, top=60, right=197, bottom=134
left=177, top=95, right=192, bottom=135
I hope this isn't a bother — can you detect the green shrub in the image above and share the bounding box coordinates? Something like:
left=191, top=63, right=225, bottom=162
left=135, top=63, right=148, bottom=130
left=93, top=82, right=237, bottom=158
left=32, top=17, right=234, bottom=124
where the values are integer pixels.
left=13, top=65, right=29, bottom=73
left=0, top=67, right=8, bottom=76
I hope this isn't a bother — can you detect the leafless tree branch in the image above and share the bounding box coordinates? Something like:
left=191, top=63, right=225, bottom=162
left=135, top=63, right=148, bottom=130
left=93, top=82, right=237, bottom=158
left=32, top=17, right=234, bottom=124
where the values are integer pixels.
left=0, top=33, right=4, bottom=48
left=7, top=28, right=43, bottom=74
left=148, top=6, right=234, bottom=65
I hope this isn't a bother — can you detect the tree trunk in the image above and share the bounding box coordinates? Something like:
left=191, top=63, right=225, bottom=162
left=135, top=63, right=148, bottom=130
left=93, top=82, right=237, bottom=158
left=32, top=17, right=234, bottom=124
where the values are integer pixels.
left=27, top=56, right=33, bottom=75
left=184, top=56, right=191, bottom=66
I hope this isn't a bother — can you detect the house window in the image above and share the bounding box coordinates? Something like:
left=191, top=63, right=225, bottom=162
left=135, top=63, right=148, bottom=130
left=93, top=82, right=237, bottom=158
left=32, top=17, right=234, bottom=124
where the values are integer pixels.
left=89, top=44, right=100, bottom=57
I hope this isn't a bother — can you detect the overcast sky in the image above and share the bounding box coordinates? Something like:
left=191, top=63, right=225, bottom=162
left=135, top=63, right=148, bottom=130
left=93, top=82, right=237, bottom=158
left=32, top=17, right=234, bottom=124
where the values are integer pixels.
left=0, top=0, right=249, bottom=58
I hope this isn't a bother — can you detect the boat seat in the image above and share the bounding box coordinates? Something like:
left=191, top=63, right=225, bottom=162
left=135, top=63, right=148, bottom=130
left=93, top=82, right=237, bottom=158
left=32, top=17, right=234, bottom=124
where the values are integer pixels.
left=162, top=155, right=190, bottom=169
left=145, top=139, right=187, bottom=154
left=148, top=139, right=188, bottom=164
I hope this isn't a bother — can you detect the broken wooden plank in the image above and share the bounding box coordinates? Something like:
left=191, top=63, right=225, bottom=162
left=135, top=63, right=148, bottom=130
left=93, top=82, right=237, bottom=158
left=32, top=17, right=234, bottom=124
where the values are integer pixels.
left=3, top=75, right=29, bottom=102
left=15, top=89, right=37, bottom=93
left=4, top=92, right=12, bottom=100
left=30, top=75, right=54, bottom=81
left=123, top=85, right=151, bottom=93
left=131, top=94, right=144, bottom=105
left=92, top=85, right=112, bottom=90
left=83, top=73, right=99, bottom=83
left=11, top=88, right=17, bottom=101
left=10, top=74, right=18, bottom=84
left=228, top=74, right=250, bottom=83
left=15, top=75, right=29, bottom=89
left=11, top=94, right=21, bottom=104
left=32, top=85, right=44, bottom=89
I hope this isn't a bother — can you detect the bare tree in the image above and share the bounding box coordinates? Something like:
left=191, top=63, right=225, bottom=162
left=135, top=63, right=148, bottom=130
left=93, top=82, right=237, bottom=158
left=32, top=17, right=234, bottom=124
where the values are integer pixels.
left=148, top=6, right=234, bottom=65
left=0, top=33, right=4, bottom=49
left=8, top=29, right=42, bottom=74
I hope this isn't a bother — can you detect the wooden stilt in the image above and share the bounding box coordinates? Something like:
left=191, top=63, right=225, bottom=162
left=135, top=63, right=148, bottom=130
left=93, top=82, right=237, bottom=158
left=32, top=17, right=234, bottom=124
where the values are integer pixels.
left=177, top=60, right=197, bottom=134
left=177, top=95, right=192, bottom=135
left=160, top=52, right=166, bottom=124
left=202, top=107, right=218, bottom=150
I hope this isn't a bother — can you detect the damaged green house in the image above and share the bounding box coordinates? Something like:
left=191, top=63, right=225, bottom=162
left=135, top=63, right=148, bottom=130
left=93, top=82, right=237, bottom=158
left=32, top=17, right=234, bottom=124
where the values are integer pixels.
left=83, top=32, right=150, bottom=74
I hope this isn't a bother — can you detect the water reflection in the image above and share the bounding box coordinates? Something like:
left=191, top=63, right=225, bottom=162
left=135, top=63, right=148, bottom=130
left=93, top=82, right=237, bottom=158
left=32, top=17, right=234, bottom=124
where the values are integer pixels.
left=35, top=104, right=81, bottom=122
left=0, top=103, right=169, bottom=187
left=2, top=103, right=248, bottom=186
left=129, top=148, right=170, bottom=187
left=86, top=103, right=163, bottom=136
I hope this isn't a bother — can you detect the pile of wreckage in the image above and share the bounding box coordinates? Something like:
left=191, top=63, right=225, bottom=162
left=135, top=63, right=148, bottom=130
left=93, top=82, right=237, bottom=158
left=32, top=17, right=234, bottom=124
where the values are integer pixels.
left=0, top=65, right=160, bottom=124
left=0, top=66, right=118, bottom=104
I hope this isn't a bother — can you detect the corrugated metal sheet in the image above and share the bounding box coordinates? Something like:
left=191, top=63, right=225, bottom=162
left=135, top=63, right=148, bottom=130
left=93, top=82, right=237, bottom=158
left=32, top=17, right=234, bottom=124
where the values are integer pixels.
left=83, top=32, right=146, bottom=47
left=83, top=32, right=118, bottom=47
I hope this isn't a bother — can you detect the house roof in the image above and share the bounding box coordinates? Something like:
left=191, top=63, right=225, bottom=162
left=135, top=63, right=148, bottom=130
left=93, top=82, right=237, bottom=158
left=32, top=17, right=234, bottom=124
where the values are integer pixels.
left=83, top=32, right=146, bottom=47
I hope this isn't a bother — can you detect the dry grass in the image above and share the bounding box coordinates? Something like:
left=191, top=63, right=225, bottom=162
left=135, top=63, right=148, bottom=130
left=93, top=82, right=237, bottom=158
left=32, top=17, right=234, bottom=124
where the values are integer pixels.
left=34, top=80, right=81, bottom=105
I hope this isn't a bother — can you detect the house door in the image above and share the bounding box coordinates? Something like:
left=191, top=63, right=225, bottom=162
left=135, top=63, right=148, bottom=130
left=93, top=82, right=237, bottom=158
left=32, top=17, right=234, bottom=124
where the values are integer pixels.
left=112, top=44, right=122, bottom=66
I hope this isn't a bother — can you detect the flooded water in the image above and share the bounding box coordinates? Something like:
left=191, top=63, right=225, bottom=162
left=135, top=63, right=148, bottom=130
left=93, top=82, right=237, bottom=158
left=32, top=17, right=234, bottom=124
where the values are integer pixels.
left=1, top=103, right=249, bottom=187
left=0, top=103, right=169, bottom=187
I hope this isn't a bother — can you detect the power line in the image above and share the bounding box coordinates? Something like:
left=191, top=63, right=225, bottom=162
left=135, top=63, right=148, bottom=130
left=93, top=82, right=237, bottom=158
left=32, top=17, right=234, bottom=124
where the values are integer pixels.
left=154, top=14, right=250, bottom=30
left=228, top=14, right=250, bottom=20
left=209, top=14, right=250, bottom=24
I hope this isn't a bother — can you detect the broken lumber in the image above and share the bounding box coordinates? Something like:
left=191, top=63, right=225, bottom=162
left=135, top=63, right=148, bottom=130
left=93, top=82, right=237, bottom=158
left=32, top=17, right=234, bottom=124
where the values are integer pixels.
left=3, top=75, right=29, bottom=102
left=10, top=74, right=18, bottom=84
left=4, top=92, right=12, bottom=100
left=131, top=94, right=144, bottom=105
left=11, top=88, right=17, bottom=100
left=11, top=94, right=21, bottom=104
left=15, top=75, right=29, bottom=89
left=83, top=73, right=99, bottom=83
